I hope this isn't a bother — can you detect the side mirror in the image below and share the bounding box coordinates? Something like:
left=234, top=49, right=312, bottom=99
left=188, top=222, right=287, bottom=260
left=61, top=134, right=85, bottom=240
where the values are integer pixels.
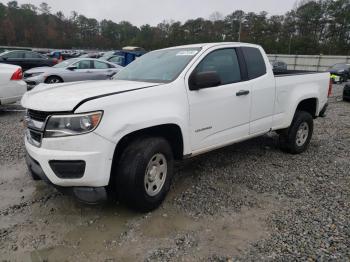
left=189, top=71, right=221, bottom=90
left=67, top=65, right=77, bottom=71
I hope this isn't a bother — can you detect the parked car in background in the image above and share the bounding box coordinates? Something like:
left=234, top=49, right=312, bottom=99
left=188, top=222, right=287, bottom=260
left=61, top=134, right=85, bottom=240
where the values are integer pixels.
left=102, top=55, right=125, bottom=66
left=122, top=46, right=146, bottom=52
left=0, top=64, right=27, bottom=105
left=48, top=50, right=78, bottom=60
left=343, top=84, right=350, bottom=101
left=271, top=60, right=288, bottom=73
left=24, top=58, right=122, bottom=89
left=79, top=52, right=103, bottom=59
left=22, top=43, right=330, bottom=211
left=0, top=50, right=57, bottom=71
left=101, top=49, right=146, bottom=67
left=327, top=63, right=350, bottom=82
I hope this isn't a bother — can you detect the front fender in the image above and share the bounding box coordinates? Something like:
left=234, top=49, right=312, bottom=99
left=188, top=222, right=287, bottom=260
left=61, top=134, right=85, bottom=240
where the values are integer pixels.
left=75, top=83, right=191, bottom=155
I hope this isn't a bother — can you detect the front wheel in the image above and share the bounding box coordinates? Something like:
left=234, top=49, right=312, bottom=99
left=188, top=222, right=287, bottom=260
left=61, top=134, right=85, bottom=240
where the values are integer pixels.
left=279, top=111, right=314, bottom=154
left=45, top=76, right=63, bottom=84
left=116, top=137, right=174, bottom=212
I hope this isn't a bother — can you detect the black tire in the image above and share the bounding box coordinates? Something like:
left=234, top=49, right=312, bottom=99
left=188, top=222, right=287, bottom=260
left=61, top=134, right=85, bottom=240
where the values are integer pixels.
left=116, top=137, right=174, bottom=212
left=45, top=76, right=63, bottom=84
left=279, top=111, right=313, bottom=154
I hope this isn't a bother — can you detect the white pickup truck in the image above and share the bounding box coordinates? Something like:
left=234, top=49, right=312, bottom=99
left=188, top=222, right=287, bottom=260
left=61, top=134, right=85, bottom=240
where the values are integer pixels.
left=22, top=43, right=331, bottom=211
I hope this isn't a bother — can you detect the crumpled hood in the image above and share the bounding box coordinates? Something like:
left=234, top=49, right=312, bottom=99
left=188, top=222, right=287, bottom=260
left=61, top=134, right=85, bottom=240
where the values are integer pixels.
left=21, top=80, right=160, bottom=112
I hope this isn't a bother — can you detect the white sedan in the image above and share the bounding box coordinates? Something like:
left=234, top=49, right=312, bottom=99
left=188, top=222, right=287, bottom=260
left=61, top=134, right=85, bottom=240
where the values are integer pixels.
left=0, top=64, right=27, bottom=105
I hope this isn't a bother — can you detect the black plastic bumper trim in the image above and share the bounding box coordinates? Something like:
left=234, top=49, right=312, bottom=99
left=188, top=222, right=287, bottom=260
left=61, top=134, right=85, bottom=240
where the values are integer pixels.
left=49, top=160, right=86, bottom=179
left=25, top=152, right=107, bottom=204
left=319, top=103, right=328, bottom=117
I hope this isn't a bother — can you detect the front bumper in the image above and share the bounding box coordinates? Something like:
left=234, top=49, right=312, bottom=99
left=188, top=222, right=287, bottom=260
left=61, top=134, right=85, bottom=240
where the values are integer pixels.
left=26, top=153, right=107, bottom=203
left=24, top=75, right=45, bottom=90
left=25, top=131, right=116, bottom=188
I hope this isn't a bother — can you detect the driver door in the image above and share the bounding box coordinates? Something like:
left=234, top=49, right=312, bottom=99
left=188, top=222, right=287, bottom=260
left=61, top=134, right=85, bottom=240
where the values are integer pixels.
left=186, top=48, right=251, bottom=153
left=70, top=60, right=95, bottom=81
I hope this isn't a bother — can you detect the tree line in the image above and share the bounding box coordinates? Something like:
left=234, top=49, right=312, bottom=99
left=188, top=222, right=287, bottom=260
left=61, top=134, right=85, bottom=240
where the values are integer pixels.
left=0, top=0, right=349, bottom=55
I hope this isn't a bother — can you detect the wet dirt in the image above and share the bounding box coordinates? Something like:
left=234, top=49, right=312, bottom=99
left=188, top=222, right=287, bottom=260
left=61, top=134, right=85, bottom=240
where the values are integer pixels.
left=0, top=160, right=273, bottom=261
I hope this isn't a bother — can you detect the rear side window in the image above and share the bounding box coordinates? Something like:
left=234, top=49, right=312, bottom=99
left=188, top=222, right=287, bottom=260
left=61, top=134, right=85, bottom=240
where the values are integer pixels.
left=76, top=60, right=93, bottom=69
left=241, top=47, right=266, bottom=79
left=195, top=48, right=241, bottom=85
left=4, top=51, right=25, bottom=59
left=94, top=60, right=110, bottom=69
left=25, top=52, right=44, bottom=59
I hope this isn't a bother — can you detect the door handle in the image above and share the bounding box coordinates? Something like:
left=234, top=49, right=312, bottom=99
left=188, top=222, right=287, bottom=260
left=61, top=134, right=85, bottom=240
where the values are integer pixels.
left=236, top=90, right=250, bottom=96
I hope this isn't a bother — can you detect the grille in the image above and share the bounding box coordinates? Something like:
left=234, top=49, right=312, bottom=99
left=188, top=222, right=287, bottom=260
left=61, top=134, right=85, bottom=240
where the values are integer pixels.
left=28, top=109, right=52, bottom=122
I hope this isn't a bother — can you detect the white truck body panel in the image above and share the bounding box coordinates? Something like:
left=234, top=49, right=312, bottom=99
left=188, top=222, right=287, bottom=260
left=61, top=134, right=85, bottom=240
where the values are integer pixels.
left=272, top=73, right=329, bottom=130
left=21, top=42, right=330, bottom=188
left=0, top=64, right=27, bottom=105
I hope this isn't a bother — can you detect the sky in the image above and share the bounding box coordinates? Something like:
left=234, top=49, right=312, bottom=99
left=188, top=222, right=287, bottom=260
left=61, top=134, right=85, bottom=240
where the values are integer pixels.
left=2, top=0, right=297, bottom=26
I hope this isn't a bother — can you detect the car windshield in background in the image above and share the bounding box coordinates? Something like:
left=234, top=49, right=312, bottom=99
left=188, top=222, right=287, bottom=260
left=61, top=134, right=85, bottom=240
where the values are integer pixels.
left=114, top=48, right=201, bottom=83
left=53, top=58, right=79, bottom=68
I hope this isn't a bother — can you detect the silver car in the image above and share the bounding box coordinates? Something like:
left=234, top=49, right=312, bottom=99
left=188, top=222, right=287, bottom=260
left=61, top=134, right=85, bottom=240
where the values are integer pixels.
left=23, top=58, right=122, bottom=89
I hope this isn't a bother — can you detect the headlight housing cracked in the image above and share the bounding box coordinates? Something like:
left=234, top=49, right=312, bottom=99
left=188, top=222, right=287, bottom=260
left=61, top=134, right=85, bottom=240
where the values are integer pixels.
left=44, top=111, right=103, bottom=138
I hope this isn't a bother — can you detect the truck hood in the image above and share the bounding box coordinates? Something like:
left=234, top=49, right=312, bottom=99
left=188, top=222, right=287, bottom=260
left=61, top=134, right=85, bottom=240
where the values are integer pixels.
left=21, top=80, right=161, bottom=112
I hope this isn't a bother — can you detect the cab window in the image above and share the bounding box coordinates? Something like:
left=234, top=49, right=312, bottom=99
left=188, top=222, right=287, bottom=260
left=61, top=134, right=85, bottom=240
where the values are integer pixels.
left=241, top=47, right=266, bottom=79
left=194, top=48, right=241, bottom=85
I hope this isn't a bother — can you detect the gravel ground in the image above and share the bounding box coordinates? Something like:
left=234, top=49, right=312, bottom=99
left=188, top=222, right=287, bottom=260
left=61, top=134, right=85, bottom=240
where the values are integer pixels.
left=0, top=84, right=349, bottom=261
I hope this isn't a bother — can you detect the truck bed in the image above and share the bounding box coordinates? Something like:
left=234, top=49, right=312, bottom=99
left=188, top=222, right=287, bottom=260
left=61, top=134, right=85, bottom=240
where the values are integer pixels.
left=273, top=70, right=323, bottom=77
left=272, top=70, right=330, bottom=129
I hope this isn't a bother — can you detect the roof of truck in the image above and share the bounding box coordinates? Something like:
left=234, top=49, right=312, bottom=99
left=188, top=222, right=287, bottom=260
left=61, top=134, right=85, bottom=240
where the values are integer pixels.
left=163, top=42, right=261, bottom=50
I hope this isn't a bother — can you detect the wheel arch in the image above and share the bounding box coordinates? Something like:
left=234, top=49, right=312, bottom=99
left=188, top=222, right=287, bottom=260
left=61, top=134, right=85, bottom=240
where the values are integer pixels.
left=295, top=97, right=318, bottom=118
left=45, top=75, right=64, bottom=83
left=108, top=124, right=184, bottom=187
left=112, top=123, right=184, bottom=165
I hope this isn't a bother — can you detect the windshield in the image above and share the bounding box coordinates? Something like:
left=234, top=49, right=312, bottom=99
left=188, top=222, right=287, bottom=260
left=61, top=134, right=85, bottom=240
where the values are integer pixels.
left=109, top=55, right=124, bottom=65
left=53, top=58, right=79, bottom=68
left=114, top=48, right=201, bottom=83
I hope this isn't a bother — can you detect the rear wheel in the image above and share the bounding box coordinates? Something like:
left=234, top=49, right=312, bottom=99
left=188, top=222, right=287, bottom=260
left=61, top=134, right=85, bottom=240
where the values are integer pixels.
left=45, top=76, right=63, bottom=84
left=279, top=111, right=313, bottom=154
left=115, top=137, right=174, bottom=212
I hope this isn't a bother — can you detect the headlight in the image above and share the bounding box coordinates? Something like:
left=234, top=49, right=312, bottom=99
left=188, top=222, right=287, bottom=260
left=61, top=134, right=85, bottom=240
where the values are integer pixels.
left=44, top=111, right=103, bottom=138
left=30, top=72, right=44, bottom=77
